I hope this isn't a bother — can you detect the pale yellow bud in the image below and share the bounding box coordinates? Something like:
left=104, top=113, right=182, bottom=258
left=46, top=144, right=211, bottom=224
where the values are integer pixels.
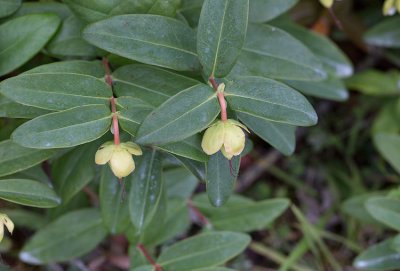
left=383, top=0, right=396, bottom=15
left=94, top=141, right=142, bottom=178
left=201, top=119, right=249, bottom=160
left=396, top=0, right=400, bottom=13
left=0, top=214, right=14, bottom=243
left=320, top=0, right=334, bottom=8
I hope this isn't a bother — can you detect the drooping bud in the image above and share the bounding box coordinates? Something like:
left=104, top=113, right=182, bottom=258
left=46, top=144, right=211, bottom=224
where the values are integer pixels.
left=95, top=141, right=142, bottom=178
left=201, top=119, right=249, bottom=160
left=320, top=0, right=334, bottom=8
left=0, top=214, right=14, bottom=243
left=383, top=0, right=396, bottom=15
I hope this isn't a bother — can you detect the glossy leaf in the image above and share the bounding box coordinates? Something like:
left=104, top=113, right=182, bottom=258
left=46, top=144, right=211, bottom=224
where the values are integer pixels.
left=24, top=60, right=105, bottom=78
left=157, top=231, right=250, bottom=271
left=194, top=198, right=290, bottom=232
left=346, top=69, right=400, bottom=96
left=116, top=97, right=153, bottom=136
left=158, top=134, right=209, bottom=162
left=113, top=64, right=199, bottom=107
left=285, top=74, right=349, bottom=102
left=197, top=0, right=249, bottom=78
left=129, top=149, right=163, bottom=234
left=0, top=94, right=51, bottom=119
left=136, top=84, right=220, bottom=145
left=164, top=168, right=198, bottom=199
left=236, top=23, right=326, bottom=81
left=237, top=112, right=296, bottom=155
left=110, top=0, right=181, bottom=17
left=0, top=13, right=60, bottom=76
left=64, top=0, right=120, bottom=22
left=372, top=101, right=400, bottom=134
left=274, top=22, right=353, bottom=78
left=225, top=76, right=318, bottom=126
left=83, top=15, right=200, bottom=71
left=364, top=17, right=400, bottom=48
left=5, top=165, right=52, bottom=188
left=0, top=73, right=111, bottom=111
left=0, top=179, right=60, bottom=208
left=206, top=151, right=240, bottom=207
left=0, top=0, right=22, bottom=18
left=0, top=140, right=57, bottom=177
left=10, top=2, right=72, bottom=20
left=19, top=209, right=107, bottom=264
left=366, top=197, right=400, bottom=231
left=374, top=133, right=400, bottom=174
left=354, top=238, right=400, bottom=270
left=249, top=0, right=298, bottom=23
left=172, top=154, right=206, bottom=182
left=12, top=105, right=112, bottom=149
left=2, top=209, right=46, bottom=230
left=47, top=15, right=98, bottom=57
left=52, top=143, right=98, bottom=203
left=100, top=166, right=131, bottom=234
left=177, top=0, right=204, bottom=28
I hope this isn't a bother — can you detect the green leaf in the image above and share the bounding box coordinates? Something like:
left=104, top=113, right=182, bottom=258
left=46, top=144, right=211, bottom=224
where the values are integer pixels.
left=19, top=209, right=107, bottom=264
left=177, top=0, right=204, bottom=28
left=113, top=64, right=200, bottom=107
left=52, top=143, right=98, bottom=203
left=366, top=197, right=400, bottom=231
left=192, top=193, right=254, bottom=209
left=158, top=134, right=209, bottom=162
left=136, top=84, right=220, bottom=145
left=129, top=149, right=163, bottom=234
left=341, top=192, right=387, bottom=225
left=83, top=15, right=200, bottom=71
left=0, top=0, right=22, bottom=18
left=0, top=73, right=112, bottom=111
left=364, top=17, right=400, bottom=48
left=346, top=69, right=400, bottom=96
left=164, top=168, right=198, bottom=199
left=116, top=97, right=153, bottom=136
left=194, top=198, right=290, bottom=232
left=0, top=179, right=60, bottom=208
left=237, top=112, right=295, bottom=155
left=110, top=0, right=181, bottom=17
left=64, top=0, right=121, bottom=22
left=0, top=140, right=57, bottom=177
left=234, top=23, right=326, bottom=81
left=274, top=22, right=353, bottom=78
left=372, top=101, right=400, bottom=134
left=354, top=238, right=400, bottom=270
left=0, top=94, right=52, bottom=119
left=373, top=133, right=400, bottom=174
left=10, top=2, right=72, bottom=20
left=249, top=0, right=298, bottom=23
left=129, top=245, right=149, bottom=270
left=171, top=154, right=206, bottom=182
left=24, top=60, right=105, bottom=78
left=156, top=231, right=250, bottom=271
left=225, top=76, right=318, bottom=126
left=100, top=166, right=131, bottom=234
left=0, top=13, right=60, bottom=76
left=47, top=15, right=99, bottom=57
left=12, top=105, right=112, bottom=149
left=197, top=0, right=249, bottom=78
left=4, top=165, right=52, bottom=188
left=2, top=209, right=46, bottom=230
left=285, top=73, right=349, bottom=102
left=206, top=152, right=240, bottom=207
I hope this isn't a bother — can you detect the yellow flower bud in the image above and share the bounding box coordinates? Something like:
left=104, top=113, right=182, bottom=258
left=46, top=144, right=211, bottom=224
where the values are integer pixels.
left=0, top=214, right=14, bottom=243
left=396, top=0, right=400, bottom=13
left=383, top=0, right=396, bottom=15
left=95, top=141, right=142, bottom=178
left=320, top=0, right=334, bottom=8
left=201, top=119, right=249, bottom=160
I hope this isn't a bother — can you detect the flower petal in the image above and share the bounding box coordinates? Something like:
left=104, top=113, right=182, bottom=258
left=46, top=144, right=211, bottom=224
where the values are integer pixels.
left=226, top=119, right=250, bottom=133
left=220, top=145, right=233, bottom=160
left=0, top=215, right=14, bottom=234
left=95, top=143, right=115, bottom=165
left=122, top=142, right=143, bottom=156
left=223, top=123, right=245, bottom=156
left=201, top=122, right=224, bottom=155
left=109, top=149, right=135, bottom=178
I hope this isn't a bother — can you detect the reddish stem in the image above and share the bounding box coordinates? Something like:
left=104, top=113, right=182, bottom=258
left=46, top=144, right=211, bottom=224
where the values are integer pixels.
left=209, top=77, right=227, bottom=122
left=103, top=58, right=120, bottom=146
left=137, top=244, right=163, bottom=271
left=186, top=200, right=211, bottom=227
left=328, top=7, right=343, bottom=30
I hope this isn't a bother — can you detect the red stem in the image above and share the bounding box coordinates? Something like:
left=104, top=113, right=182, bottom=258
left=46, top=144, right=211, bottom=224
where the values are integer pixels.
left=186, top=200, right=211, bottom=227
left=103, top=58, right=120, bottom=145
left=137, top=244, right=163, bottom=271
left=209, top=77, right=227, bottom=122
